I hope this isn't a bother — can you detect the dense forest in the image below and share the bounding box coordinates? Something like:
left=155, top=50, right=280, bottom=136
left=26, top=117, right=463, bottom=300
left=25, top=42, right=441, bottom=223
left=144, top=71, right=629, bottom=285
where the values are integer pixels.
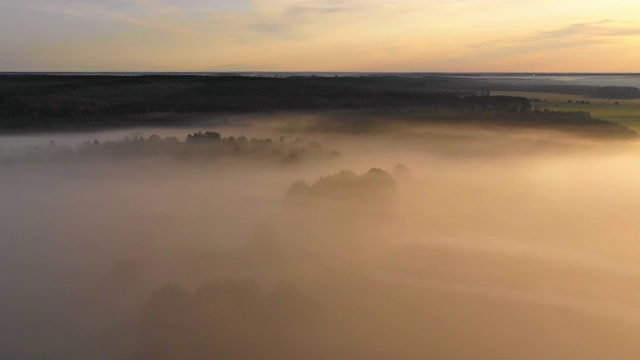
left=0, top=75, right=636, bottom=138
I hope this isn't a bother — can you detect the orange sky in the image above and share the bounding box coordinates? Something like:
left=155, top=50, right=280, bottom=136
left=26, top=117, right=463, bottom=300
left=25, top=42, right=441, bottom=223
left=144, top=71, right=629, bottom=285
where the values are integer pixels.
left=1, top=0, right=640, bottom=72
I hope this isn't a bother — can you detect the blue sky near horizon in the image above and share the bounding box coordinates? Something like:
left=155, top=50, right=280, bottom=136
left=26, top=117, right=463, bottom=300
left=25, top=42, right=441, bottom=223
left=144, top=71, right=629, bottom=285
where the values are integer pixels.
left=1, top=0, right=640, bottom=72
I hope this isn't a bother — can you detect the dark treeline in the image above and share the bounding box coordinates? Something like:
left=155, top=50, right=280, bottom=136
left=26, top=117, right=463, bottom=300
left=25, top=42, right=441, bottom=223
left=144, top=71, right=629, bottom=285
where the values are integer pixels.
left=0, top=75, right=522, bottom=120
left=487, top=84, right=640, bottom=99
left=0, top=75, right=636, bottom=137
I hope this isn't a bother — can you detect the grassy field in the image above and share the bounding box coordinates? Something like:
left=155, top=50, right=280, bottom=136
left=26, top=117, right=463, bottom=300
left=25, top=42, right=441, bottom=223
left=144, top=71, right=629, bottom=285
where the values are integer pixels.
left=492, top=91, right=640, bottom=132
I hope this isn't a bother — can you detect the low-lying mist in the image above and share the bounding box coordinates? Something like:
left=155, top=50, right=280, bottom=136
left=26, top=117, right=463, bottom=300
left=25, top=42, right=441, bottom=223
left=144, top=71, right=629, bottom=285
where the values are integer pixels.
left=2, top=114, right=640, bottom=359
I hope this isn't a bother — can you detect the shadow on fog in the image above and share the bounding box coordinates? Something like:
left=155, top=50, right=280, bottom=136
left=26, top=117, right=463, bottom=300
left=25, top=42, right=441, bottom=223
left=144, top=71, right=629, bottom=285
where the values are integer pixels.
left=2, top=115, right=640, bottom=359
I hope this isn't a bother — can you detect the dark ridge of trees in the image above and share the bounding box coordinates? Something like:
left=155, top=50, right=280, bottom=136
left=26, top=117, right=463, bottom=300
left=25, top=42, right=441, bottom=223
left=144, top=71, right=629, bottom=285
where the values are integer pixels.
left=591, top=86, right=640, bottom=99
left=457, top=95, right=530, bottom=112
left=514, top=109, right=638, bottom=138
left=0, top=75, right=635, bottom=138
left=478, top=82, right=640, bottom=99
left=186, top=131, right=222, bottom=143
left=0, top=75, right=524, bottom=130
left=0, top=75, right=528, bottom=120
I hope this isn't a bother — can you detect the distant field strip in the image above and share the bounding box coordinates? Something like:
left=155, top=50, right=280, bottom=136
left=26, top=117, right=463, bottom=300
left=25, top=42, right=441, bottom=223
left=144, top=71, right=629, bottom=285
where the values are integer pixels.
left=492, top=91, right=640, bottom=131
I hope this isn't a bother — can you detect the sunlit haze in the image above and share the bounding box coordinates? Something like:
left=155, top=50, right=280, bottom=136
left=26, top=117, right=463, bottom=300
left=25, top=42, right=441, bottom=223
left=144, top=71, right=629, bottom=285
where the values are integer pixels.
left=2, top=0, right=640, bottom=72
left=3, top=2, right=640, bottom=359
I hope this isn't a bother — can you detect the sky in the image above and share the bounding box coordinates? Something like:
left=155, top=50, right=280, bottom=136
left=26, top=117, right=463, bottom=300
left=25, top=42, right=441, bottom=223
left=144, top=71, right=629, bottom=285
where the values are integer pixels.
left=1, top=0, right=640, bottom=72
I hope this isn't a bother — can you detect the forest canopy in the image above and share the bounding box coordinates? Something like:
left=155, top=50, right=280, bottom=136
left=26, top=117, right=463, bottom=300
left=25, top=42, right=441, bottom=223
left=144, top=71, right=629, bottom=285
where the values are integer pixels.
left=0, top=75, right=636, bottom=138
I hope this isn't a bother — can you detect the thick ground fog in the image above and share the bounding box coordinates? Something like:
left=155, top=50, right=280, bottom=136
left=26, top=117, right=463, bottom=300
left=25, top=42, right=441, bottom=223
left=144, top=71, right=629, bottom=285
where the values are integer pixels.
left=2, top=115, right=640, bottom=359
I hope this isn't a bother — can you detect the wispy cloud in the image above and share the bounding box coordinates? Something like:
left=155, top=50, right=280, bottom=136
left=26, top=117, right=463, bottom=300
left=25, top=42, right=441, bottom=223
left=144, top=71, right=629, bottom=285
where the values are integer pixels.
left=285, top=4, right=352, bottom=17
left=439, top=20, right=640, bottom=71
left=3, top=0, right=200, bottom=35
left=4, top=0, right=640, bottom=71
left=469, top=21, right=640, bottom=50
left=111, top=13, right=197, bottom=35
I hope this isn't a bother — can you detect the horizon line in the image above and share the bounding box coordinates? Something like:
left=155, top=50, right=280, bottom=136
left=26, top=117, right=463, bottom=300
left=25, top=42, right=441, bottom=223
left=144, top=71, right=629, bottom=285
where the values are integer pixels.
left=2, top=71, right=640, bottom=76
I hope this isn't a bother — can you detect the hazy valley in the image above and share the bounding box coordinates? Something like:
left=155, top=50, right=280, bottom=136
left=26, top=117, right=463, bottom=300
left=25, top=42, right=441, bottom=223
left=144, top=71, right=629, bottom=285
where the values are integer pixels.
left=3, top=103, right=640, bottom=358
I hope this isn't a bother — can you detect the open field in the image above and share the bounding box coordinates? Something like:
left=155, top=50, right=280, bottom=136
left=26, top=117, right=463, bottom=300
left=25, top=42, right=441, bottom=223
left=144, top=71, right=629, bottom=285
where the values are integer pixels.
left=493, top=91, right=640, bottom=131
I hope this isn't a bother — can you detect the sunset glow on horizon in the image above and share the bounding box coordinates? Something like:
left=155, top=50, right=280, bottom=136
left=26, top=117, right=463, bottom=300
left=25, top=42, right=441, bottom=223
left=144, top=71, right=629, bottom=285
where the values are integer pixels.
left=2, top=0, right=640, bottom=72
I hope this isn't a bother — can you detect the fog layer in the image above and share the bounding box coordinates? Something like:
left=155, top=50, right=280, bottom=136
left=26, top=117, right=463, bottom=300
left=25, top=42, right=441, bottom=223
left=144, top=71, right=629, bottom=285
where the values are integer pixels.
left=2, top=117, right=640, bottom=359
